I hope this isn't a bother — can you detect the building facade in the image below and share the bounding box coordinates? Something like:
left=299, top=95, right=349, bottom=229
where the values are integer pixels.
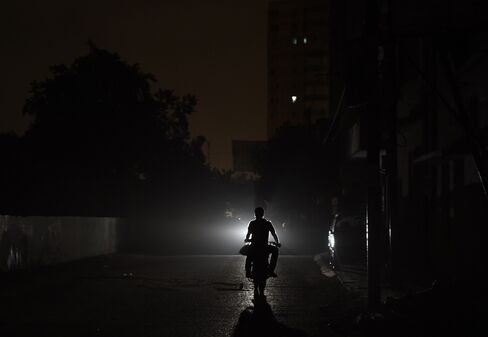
left=232, top=140, right=267, bottom=180
left=267, top=0, right=331, bottom=138
left=328, top=0, right=488, bottom=291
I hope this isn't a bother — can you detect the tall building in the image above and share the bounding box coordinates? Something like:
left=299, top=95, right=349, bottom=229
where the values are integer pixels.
left=267, top=0, right=331, bottom=138
left=232, top=140, right=267, bottom=180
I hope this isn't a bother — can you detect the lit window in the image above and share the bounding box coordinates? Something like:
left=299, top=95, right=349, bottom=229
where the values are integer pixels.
left=303, top=37, right=308, bottom=44
left=291, top=95, right=298, bottom=103
left=292, top=37, right=298, bottom=45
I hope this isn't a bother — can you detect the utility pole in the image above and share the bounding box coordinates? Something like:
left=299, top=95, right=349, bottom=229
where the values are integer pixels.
left=381, top=0, right=399, bottom=287
left=365, top=0, right=382, bottom=312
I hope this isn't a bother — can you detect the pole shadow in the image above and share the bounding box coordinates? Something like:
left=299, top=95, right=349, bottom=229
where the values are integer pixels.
left=232, top=300, right=307, bottom=337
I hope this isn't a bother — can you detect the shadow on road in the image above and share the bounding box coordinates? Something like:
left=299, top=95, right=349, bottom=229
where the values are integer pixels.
left=232, top=300, right=307, bottom=337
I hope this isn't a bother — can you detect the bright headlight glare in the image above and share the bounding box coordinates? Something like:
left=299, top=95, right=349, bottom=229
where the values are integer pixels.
left=328, top=231, right=335, bottom=248
left=224, top=224, right=248, bottom=242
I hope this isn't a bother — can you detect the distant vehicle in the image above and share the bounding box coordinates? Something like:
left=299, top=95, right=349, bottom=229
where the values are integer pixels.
left=328, top=214, right=367, bottom=270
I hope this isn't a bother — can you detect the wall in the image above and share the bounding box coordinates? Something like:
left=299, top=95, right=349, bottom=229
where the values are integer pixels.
left=0, top=215, right=120, bottom=271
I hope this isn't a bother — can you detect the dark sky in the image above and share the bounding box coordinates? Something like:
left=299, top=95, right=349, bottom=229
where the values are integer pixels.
left=0, top=0, right=267, bottom=170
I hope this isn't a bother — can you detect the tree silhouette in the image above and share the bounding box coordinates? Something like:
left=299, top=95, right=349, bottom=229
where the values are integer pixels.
left=6, top=43, right=208, bottom=215
left=24, top=43, right=203, bottom=180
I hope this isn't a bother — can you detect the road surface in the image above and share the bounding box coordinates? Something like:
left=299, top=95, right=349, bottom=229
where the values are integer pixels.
left=0, top=254, right=364, bottom=337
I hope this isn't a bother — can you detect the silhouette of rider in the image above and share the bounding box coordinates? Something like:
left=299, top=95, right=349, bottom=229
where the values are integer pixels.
left=244, top=207, right=281, bottom=278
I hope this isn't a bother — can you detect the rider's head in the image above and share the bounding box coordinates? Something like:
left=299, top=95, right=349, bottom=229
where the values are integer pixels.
left=254, top=207, right=265, bottom=219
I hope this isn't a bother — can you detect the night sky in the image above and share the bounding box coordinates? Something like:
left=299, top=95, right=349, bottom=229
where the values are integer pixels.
left=0, top=0, right=267, bottom=170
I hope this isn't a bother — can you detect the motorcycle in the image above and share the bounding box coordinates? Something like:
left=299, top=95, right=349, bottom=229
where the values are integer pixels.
left=240, top=241, right=281, bottom=301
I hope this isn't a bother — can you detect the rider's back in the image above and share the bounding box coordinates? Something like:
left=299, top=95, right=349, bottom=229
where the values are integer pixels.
left=248, top=218, right=274, bottom=246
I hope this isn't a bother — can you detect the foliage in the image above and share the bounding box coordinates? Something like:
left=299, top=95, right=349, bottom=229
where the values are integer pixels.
left=23, top=43, right=204, bottom=183
left=3, top=43, right=209, bottom=215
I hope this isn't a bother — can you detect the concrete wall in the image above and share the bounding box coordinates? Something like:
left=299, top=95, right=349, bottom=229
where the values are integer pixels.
left=0, top=215, right=120, bottom=271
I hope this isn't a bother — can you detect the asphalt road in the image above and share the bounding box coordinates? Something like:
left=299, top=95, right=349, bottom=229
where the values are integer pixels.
left=0, top=254, right=364, bottom=337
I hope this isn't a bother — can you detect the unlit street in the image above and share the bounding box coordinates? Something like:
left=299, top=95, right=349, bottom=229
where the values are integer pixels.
left=0, top=254, right=362, bottom=337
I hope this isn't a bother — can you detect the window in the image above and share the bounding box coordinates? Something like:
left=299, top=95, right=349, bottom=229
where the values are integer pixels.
left=270, top=24, right=280, bottom=32
left=304, top=94, right=327, bottom=101
left=269, top=10, right=279, bottom=18
left=303, top=37, right=308, bottom=44
left=292, top=37, right=298, bottom=45
left=291, top=95, right=298, bottom=103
